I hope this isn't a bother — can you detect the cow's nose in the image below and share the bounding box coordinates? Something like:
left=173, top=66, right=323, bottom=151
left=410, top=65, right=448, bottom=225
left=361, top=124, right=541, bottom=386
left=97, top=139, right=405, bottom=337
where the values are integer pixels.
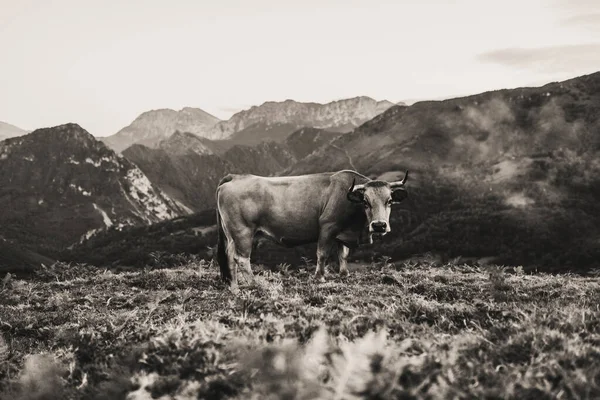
left=371, top=221, right=387, bottom=233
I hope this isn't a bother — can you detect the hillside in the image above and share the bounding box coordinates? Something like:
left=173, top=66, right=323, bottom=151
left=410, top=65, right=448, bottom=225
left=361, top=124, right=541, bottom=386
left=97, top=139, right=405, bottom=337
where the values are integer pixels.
left=283, top=127, right=341, bottom=159
left=0, top=238, right=56, bottom=276
left=0, top=123, right=188, bottom=255
left=283, top=71, right=600, bottom=271
left=208, top=96, right=395, bottom=140
left=123, top=140, right=296, bottom=212
left=122, top=145, right=234, bottom=212
left=2, top=261, right=600, bottom=399
left=121, top=127, right=336, bottom=212
left=0, top=121, right=28, bottom=140
left=101, top=107, right=221, bottom=153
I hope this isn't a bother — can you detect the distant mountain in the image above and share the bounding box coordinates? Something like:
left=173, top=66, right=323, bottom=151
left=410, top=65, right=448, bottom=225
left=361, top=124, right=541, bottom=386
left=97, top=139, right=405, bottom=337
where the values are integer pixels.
left=104, top=97, right=394, bottom=153
left=207, top=96, right=395, bottom=140
left=158, top=130, right=217, bottom=156
left=101, top=108, right=221, bottom=153
left=284, top=71, right=600, bottom=271
left=0, top=123, right=189, bottom=253
left=0, top=121, right=28, bottom=140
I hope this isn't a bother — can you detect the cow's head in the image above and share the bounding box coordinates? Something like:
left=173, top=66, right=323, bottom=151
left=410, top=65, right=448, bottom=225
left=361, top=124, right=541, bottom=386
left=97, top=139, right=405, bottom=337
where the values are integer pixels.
left=347, top=171, right=408, bottom=241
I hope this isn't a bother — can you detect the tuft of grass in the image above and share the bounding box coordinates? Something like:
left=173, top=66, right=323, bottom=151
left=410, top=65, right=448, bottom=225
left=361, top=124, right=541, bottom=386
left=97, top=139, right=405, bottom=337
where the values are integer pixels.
left=2, top=261, right=600, bottom=399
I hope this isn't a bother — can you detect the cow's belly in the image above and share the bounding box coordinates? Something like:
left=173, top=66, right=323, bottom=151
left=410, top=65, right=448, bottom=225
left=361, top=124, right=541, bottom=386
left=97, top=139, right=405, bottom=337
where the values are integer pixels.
left=256, top=219, right=320, bottom=247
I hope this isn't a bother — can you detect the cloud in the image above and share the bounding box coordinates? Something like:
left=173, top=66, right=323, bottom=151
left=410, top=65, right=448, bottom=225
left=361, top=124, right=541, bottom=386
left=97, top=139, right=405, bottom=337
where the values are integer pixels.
left=553, top=0, right=600, bottom=12
left=560, top=13, right=600, bottom=32
left=477, top=43, right=600, bottom=74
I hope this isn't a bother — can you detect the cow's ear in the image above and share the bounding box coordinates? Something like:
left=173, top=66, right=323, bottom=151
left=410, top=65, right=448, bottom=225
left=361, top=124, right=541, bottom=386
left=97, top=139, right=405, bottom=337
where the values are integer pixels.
left=391, top=188, right=407, bottom=204
left=347, top=188, right=365, bottom=203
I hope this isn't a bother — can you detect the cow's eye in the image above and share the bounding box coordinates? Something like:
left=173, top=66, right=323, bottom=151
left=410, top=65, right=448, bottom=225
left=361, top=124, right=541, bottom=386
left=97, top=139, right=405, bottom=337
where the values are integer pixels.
left=363, top=201, right=370, bottom=209
left=386, top=199, right=392, bottom=206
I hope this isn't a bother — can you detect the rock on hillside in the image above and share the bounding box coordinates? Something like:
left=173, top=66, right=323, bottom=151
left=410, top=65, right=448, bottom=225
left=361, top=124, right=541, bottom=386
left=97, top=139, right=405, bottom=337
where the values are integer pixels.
left=0, top=123, right=188, bottom=252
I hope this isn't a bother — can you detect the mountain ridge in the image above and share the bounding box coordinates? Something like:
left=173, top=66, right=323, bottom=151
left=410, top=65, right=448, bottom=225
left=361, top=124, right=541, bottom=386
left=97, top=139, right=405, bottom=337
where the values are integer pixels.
left=102, top=96, right=396, bottom=152
left=207, top=96, right=395, bottom=140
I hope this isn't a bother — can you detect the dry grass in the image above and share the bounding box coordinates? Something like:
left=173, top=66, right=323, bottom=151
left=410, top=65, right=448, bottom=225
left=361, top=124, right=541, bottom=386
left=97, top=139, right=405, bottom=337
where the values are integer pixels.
left=1, top=260, right=600, bottom=399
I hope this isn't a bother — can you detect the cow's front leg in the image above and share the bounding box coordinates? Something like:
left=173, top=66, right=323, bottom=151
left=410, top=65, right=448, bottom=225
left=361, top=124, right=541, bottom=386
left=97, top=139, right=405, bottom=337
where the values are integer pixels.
left=315, top=228, right=336, bottom=282
left=337, top=243, right=350, bottom=277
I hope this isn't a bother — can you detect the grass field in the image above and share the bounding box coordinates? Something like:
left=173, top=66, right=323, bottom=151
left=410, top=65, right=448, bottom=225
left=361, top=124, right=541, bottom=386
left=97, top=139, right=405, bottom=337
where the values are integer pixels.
left=1, top=260, right=600, bottom=399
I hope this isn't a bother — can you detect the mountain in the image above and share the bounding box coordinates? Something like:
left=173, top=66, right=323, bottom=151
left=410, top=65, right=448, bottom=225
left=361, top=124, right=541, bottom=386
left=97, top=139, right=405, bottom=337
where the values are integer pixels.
left=122, top=126, right=338, bottom=212
left=284, top=71, right=600, bottom=271
left=158, top=130, right=218, bottom=156
left=123, top=140, right=297, bottom=212
left=0, top=123, right=189, bottom=254
left=207, top=96, right=395, bottom=140
left=0, top=121, right=28, bottom=140
left=101, top=108, right=221, bottom=153
left=283, top=127, right=341, bottom=159
left=104, top=97, right=393, bottom=154
left=122, top=144, right=233, bottom=212
left=63, top=72, right=600, bottom=272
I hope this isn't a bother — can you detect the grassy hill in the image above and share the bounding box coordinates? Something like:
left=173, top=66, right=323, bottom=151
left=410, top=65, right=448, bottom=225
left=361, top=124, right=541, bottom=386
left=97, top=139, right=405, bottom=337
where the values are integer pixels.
left=1, top=261, right=600, bottom=399
left=282, top=71, right=600, bottom=272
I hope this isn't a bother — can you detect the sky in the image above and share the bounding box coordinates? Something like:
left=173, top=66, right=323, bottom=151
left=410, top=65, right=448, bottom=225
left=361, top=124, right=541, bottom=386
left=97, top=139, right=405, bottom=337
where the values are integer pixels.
left=1, top=0, right=600, bottom=137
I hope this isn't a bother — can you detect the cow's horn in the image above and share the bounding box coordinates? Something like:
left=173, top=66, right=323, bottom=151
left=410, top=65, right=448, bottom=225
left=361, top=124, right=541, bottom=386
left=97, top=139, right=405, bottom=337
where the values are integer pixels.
left=390, top=170, right=409, bottom=188
left=349, top=178, right=365, bottom=192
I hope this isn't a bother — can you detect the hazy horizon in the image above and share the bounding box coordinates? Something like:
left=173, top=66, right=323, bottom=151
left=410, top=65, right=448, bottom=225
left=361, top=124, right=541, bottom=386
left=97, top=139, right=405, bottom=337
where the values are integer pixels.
left=2, top=0, right=599, bottom=137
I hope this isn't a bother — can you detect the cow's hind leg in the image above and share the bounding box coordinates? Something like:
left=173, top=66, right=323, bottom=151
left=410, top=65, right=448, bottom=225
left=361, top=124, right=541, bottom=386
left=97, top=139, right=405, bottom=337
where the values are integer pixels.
left=226, top=227, right=255, bottom=291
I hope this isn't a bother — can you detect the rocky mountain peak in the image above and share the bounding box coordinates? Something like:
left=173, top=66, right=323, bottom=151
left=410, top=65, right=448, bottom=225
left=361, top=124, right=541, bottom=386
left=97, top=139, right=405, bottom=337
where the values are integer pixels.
left=0, top=124, right=188, bottom=252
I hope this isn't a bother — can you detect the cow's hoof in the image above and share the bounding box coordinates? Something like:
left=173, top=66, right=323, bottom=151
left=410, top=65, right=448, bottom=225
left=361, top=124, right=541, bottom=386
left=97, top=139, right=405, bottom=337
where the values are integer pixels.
left=315, top=274, right=326, bottom=283
left=339, top=269, right=349, bottom=277
left=228, top=284, right=240, bottom=294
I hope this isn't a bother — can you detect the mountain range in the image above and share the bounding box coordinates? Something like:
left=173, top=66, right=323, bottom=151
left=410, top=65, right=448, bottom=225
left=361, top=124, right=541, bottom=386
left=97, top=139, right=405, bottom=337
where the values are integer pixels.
left=67, top=71, right=600, bottom=273
left=3, top=72, right=600, bottom=274
left=284, top=71, right=600, bottom=270
left=100, top=96, right=397, bottom=152
left=0, top=123, right=188, bottom=257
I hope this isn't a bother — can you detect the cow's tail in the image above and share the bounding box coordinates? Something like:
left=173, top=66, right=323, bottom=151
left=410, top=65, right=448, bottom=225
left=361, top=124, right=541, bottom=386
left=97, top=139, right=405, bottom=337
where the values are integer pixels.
left=216, top=175, right=233, bottom=282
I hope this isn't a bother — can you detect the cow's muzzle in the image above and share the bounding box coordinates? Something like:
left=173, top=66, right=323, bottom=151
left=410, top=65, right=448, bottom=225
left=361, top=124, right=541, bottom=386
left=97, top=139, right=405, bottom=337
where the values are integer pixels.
left=370, top=221, right=388, bottom=233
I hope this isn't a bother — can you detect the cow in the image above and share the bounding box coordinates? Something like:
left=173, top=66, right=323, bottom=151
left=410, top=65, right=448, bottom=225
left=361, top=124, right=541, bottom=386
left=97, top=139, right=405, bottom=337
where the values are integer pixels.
left=215, top=169, right=408, bottom=290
